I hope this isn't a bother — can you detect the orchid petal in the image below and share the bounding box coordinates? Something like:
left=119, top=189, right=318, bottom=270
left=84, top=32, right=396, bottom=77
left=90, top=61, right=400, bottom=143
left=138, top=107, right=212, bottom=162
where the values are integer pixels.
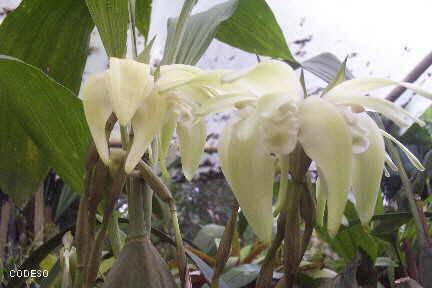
left=196, top=93, right=257, bottom=116
left=324, top=78, right=432, bottom=100
left=177, top=119, right=207, bottom=181
left=222, top=60, right=304, bottom=100
left=157, top=64, right=203, bottom=91
left=351, top=114, right=385, bottom=225
left=125, top=94, right=167, bottom=173
left=109, top=57, right=153, bottom=125
left=380, top=129, right=425, bottom=171
left=82, top=72, right=112, bottom=165
left=324, top=77, right=432, bottom=127
left=158, top=114, right=178, bottom=178
left=328, top=95, right=424, bottom=127
left=219, top=116, right=275, bottom=243
left=298, top=97, right=352, bottom=236
left=316, top=169, right=328, bottom=227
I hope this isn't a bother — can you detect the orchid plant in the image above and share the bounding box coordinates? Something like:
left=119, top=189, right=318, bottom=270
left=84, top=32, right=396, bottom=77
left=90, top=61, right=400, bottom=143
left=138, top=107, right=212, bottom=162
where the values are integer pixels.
left=84, top=57, right=431, bottom=247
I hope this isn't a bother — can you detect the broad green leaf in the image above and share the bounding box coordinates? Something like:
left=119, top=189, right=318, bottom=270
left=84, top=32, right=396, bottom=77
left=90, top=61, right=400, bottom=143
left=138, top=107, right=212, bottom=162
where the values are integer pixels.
left=0, top=104, right=48, bottom=207
left=0, top=0, right=93, bottom=204
left=185, top=248, right=229, bottom=288
left=193, top=224, right=225, bottom=254
left=164, top=0, right=238, bottom=65
left=85, top=0, right=129, bottom=57
left=318, top=202, right=380, bottom=262
left=216, top=0, right=295, bottom=63
left=136, top=0, right=152, bottom=40
left=0, top=56, right=91, bottom=194
left=302, top=53, right=354, bottom=83
left=54, top=185, right=78, bottom=222
left=162, top=0, right=198, bottom=64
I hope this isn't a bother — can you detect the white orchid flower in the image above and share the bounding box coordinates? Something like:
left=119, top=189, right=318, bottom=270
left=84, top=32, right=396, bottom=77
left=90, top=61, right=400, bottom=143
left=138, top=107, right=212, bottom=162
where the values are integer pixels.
left=201, top=60, right=432, bottom=242
left=83, top=58, right=223, bottom=178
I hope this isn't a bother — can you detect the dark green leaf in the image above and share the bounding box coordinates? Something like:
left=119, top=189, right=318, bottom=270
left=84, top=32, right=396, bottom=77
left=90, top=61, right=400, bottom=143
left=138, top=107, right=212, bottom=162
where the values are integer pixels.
left=318, top=202, right=379, bottom=261
left=185, top=248, right=229, bottom=288
left=0, top=104, right=48, bottom=207
left=0, top=0, right=93, bottom=204
left=302, top=53, right=354, bottom=83
left=136, top=0, right=152, bottom=40
left=54, top=185, right=78, bottom=221
left=0, top=0, right=93, bottom=93
left=221, top=264, right=260, bottom=288
left=216, top=0, right=295, bottom=63
left=0, top=56, right=91, bottom=194
left=164, top=0, right=238, bottom=65
left=85, top=0, right=129, bottom=57
left=192, top=224, right=225, bottom=255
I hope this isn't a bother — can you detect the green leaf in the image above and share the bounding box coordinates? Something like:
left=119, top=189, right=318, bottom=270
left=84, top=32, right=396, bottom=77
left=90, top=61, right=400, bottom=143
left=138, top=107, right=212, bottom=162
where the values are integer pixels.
left=302, top=53, right=354, bottom=83
left=0, top=56, right=91, bottom=194
left=164, top=0, right=237, bottom=65
left=216, top=0, right=295, bottom=63
left=85, top=0, right=129, bottom=57
left=0, top=0, right=93, bottom=204
left=193, top=224, right=225, bottom=255
left=162, top=0, right=198, bottom=64
left=136, top=0, right=152, bottom=40
left=318, top=202, right=380, bottom=262
left=322, top=57, right=349, bottom=95
left=0, top=104, right=48, bottom=207
left=185, top=248, right=229, bottom=288
left=0, top=0, right=93, bottom=93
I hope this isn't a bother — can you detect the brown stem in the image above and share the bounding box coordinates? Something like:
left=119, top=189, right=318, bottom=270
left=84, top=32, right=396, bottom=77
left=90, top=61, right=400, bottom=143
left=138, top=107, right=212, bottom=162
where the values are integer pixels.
left=84, top=170, right=126, bottom=288
left=136, top=160, right=190, bottom=288
left=256, top=208, right=287, bottom=288
left=211, top=201, right=239, bottom=288
left=34, top=182, right=44, bottom=246
left=402, top=239, right=420, bottom=282
left=300, top=185, right=316, bottom=260
left=283, top=184, right=302, bottom=288
left=0, top=200, right=12, bottom=262
left=386, top=50, right=432, bottom=102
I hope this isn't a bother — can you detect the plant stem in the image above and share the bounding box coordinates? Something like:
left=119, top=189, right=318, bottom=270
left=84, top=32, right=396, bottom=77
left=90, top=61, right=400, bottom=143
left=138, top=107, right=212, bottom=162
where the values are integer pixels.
left=373, top=112, right=429, bottom=248
left=283, top=182, right=302, bottom=288
left=388, top=143, right=428, bottom=248
left=211, top=200, right=239, bottom=288
left=256, top=208, right=287, bottom=288
left=127, top=178, right=147, bottom=239
left=136, top=160, right=189, bottom=287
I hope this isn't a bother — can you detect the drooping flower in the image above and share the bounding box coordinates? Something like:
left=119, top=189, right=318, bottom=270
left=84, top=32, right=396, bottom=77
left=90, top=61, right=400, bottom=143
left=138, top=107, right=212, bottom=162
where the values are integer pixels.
left=197, top=60, right=432, bottom=242
left=83, top=58, right=221, bottom=178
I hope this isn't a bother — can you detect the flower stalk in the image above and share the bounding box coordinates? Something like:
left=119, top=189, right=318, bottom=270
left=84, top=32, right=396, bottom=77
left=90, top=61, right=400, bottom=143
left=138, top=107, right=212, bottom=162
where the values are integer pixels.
left=210, top=200, right=239, bottom=288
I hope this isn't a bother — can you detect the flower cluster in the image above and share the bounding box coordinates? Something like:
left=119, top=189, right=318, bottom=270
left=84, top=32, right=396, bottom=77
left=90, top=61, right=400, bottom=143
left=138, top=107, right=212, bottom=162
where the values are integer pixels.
left=83, top=58, right=432, bottom=243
